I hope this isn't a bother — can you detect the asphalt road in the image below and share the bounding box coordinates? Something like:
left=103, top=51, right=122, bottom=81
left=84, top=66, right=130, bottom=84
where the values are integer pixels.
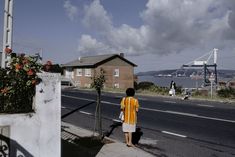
left=61, top=88, right=235, bottom=157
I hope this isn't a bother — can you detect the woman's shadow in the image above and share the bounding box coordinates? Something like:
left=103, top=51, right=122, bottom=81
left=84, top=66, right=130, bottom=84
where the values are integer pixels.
left=132, top=127, right=143, bottom=145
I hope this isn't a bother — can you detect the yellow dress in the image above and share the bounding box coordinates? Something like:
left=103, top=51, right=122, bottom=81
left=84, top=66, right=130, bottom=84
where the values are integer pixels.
left=120, top=97, right=139, bottom=132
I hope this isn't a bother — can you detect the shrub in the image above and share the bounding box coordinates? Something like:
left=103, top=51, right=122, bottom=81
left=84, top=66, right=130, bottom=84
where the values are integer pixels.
left=136, top=81, right=169, bottom=95
left=175, top=86, right=182, bottom=95
left=0, top=53, right=42, bottom=113
left=217, top=87, right=235, bottom=98
left=137, top=81, right=155, bottom=90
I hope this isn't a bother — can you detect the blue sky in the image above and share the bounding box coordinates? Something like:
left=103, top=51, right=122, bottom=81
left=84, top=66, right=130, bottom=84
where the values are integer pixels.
left=1, top=0, right=235, bottom=72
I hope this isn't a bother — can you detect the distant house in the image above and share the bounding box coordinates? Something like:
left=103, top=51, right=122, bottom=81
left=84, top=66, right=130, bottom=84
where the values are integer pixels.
left=217, top=79, right=235, bottom=90
left=218, top=81, right=227, bottom=90
left=228, top=80, right=235, bottom=89
left=61, top=53, right=137, bottom=89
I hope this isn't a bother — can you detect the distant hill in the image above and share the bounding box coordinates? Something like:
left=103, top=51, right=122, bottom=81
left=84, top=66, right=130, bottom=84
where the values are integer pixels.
left=136, top=69, right=235, bottom=78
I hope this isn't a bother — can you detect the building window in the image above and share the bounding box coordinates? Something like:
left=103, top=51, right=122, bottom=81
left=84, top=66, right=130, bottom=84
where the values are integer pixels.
left=76, top=69, right=82, bottom=76
left=84, top=83, right=91, bottom=88
left=65, top=68, right=74, bottom=78
left=85, top=69, right=91, bottom=77
left=114, top=68, right=119, bottom=77
left=114, top=83, right=119, bottom=88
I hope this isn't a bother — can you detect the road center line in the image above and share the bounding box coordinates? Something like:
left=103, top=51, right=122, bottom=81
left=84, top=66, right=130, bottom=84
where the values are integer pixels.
left=62, top=94, right=235, bottom=124
left=101, top=101, right=116, bottom=105
left=79, top=111, right=92, bottom=115
left=112, top=119, right=122, bottom=122
left=163, top=101, right=176, bottom=104
left=142, top=107, right=235, bottom=123
left=197, top=104, right=214, bottom=107
left=162, top=131, right=187, bottom=138
left=165, top=111, right=197, bottom=117
left=62, top=94, right=94, bottom=102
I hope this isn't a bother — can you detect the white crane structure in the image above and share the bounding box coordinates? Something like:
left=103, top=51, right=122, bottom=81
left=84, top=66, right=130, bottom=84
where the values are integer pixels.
left=185, top=48, right=218, bottom=66
left=181, top=48, right=218, bottom=86
left=1, top=0, right=14, bottom=68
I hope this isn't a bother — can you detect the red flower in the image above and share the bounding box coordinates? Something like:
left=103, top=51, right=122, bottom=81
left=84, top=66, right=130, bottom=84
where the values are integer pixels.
left=1, top=88, right=8, bottom=94
left=15, top=63, right=22, bottom=71
left=31, top=80, right=37, bottom=85
left=4, top=47, right=12, bottom=54
left=27, top=69, right=34, bottom=76
left=23, top=58, right=29, bottom=65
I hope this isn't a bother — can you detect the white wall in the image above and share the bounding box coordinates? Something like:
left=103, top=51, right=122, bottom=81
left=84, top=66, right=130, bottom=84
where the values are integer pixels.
left=0, top=73, right=61, bottom=157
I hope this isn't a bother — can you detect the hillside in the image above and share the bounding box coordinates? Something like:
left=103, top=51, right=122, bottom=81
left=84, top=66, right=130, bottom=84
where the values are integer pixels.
left=136, top=69, right=235, bottom=78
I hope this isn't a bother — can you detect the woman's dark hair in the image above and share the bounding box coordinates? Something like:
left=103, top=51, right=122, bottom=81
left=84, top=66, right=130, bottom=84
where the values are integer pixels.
left=126, top=88, right=135, bottom=96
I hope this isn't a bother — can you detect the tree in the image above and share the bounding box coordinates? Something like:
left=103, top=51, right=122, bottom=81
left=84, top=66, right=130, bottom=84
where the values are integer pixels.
left=91, top=68, right=106, bottom=137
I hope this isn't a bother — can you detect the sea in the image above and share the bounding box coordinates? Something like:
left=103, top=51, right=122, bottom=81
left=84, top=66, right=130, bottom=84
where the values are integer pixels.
left=137, top=76, right=228, bottom=88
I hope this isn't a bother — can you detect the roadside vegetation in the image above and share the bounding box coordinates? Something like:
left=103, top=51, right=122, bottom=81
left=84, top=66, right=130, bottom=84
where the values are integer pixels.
left=217, top=87, right=235, bottom=99
left=135, top=81, right=235, bottom=102
left=135, top=81, right=182, bottom=96
left=77, top=80, right=235, bottom=102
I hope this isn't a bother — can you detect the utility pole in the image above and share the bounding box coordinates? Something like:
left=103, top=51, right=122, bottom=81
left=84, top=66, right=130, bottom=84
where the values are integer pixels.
left=1, top=0, right=14, bottom=68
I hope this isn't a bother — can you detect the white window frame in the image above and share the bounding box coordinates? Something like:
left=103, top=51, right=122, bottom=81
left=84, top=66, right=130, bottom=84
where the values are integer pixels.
left=76, top=69, right=82, bottom=76
left=84, top=83, right=91, bottom=88
left=114, top=68, right=119, bottom=77
left=65, top=68, right=74, bottom=78
left=85, top=68, right=92, bottom=77
left=114, top=83, right=119, bottom=88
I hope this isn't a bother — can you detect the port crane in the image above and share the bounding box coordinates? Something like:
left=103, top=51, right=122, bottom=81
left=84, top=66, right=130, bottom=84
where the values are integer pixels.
left=180, top=48, right=218, bottom=87
left=171, top=48, right=218, bottom=87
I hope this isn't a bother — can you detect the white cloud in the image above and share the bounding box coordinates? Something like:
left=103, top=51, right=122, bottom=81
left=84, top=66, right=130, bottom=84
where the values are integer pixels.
left=77, top=34, right=116, bottom=55
left=64, top=0, right=78, bottom=21
left=77, top=0, right=235, bottom=58
left=82, top=0, right=112, bottom=33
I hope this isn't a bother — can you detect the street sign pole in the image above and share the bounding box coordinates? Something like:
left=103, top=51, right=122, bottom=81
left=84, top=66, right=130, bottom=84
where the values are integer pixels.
left=210, top=80, right=213, bottom=98
left=209, top=74, right=215, bottom=99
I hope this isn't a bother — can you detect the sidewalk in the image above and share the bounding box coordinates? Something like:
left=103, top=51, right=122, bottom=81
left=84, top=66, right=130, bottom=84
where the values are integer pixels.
left=61, top=122, right=155, bottom=157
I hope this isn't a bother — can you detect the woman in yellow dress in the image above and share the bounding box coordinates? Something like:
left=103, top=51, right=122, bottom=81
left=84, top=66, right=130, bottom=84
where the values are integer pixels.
left=120, top=88, right=139, bottom=147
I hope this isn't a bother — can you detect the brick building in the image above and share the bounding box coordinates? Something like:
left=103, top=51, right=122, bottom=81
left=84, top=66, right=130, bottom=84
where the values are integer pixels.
left=62, top=53, right=137, bottom=89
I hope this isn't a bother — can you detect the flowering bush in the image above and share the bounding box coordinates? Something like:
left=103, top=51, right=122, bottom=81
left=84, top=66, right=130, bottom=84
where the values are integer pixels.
left=0, top=53, right=42, bottom=113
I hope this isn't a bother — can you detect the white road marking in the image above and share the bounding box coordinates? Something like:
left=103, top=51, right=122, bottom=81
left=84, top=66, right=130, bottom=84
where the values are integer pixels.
left=61, top=106, right=66, bottom=109
left=112, top=119, right=122, bottom=122
left=165, top=111, right=197, bottom=117
left=162, top=131, right=187, bottom=138
left=101, top=101, right=116, bottom=105
left=142, top=107, right=235, bottom=124
left=62, top=95, right=94, bottom=102
left=163, top=101, right=176, bottom=104
left=197, top=104, right=214, bottom=107
left=194, top=115, right=235, bottom=123
left=79, top=111, right=92, bottom=115
left=62, top=94, right=235, bottom=124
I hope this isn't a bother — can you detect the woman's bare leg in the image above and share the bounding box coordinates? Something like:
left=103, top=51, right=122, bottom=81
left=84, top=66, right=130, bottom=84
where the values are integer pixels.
left=124, top=132, right=129, bottom=145
left=128, top=132, right=134, bottom=146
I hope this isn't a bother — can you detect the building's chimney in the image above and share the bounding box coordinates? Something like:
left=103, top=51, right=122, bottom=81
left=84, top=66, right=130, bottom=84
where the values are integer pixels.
left=120, top=53, right=124, bottom=58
